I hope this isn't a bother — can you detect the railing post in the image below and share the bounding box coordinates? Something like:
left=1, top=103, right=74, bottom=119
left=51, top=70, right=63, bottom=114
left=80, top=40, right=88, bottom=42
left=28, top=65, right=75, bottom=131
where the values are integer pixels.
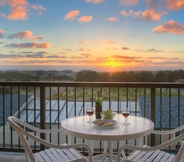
left=150, top=87, right=155, bottom=146
left=40, top=85, right=46, bottom=150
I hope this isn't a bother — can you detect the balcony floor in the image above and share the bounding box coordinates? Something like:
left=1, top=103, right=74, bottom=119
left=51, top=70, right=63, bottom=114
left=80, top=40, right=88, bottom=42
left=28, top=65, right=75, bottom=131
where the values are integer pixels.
left=0, top=152, right=25, bottom=162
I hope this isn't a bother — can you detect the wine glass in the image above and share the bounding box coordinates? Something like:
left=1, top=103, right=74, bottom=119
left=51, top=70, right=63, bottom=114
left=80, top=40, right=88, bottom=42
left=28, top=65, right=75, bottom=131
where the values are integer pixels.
left=122, top=108, right=130, bottom=125
left=86, top=107, right=94, bottom=123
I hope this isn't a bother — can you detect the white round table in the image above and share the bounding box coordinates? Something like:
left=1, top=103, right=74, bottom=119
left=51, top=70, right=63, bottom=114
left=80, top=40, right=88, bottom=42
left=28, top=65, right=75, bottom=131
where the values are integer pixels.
left=61, top=114, right=154, bottom=162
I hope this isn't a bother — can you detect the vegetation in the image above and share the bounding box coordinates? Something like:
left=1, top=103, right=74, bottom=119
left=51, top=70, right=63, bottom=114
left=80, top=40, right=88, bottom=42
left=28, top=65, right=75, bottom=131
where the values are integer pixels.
left=1, top=70, right=184, bottom=101
left=75, top=70, right=184, bottom=82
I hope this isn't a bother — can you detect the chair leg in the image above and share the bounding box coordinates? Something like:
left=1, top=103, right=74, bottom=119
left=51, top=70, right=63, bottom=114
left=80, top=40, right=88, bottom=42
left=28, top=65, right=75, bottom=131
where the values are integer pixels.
left=119, top=140, right=126, bottom=158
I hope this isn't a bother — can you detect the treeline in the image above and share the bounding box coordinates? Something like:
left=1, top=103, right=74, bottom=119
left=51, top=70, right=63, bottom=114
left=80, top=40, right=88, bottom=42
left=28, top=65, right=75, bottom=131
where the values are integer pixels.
left=75, top=70, right=184, bottom=82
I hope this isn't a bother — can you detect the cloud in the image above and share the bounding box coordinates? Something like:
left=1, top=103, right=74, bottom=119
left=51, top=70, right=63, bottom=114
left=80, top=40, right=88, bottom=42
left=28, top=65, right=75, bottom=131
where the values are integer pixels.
left=78, top=16, right=93, bottom=22
left=69, top=38, right=74, bottom=41
left=78, top=48, right=91, bottom=51
left=0, top=53, right=24, bottom=58
left=19, top=51, right=68, bottom=58
left=107, top=47, right=119, bottom=50
left=25, top=52, right=47, bottom=58
left=5, top=42, right=51, bottom=48
left=8, top=30, right=44, bottom=40
left=29, top=5, right=46, bottom=11
left=153, top=20, right=184, bottom=35
left=97, top=40, right=115, bottom=44
left=78, top=48, right=85, bottom=51
left=147, top=48, right=163, bottom=52
left=104, top=17, right=118, bottom=21
left=142, top=9, right=163, bottom=21
left=0, top=0, right=28, bottom=20
left=122, top=47, right=129, bottom=50
left=0, top=13, right=6, bottom=17
left=46, top=55, right=67, bottom=58
left=107, top=40, right=115, bottom=44
left=145, top=0, right=165, bottom=9
left=135, top=48, right=165, bottom=53
left=120, top=10, right=142, bottom=17
left=112, top=55, right=139, bottom=60
left=79, top=40, right=93, bottom=45
left=29, top=4, right=46, bottom=15
left=64, top=10, right=80, bottom=20
left=85, top=0, right=104, bottom=4
left=81, top=54, right=91, bottom=58
left=118, top=0, right=139, bottom=6
left=0, top=30, right=4, bottom=38
left=166, top=0, right=184, bottom=10
left=120, top=9, right=164, bottom=21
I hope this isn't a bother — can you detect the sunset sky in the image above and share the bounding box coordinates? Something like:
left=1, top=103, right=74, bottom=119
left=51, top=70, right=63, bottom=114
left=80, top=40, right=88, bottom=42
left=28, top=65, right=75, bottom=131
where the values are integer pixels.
left=0, top=0, right=184, bottom=72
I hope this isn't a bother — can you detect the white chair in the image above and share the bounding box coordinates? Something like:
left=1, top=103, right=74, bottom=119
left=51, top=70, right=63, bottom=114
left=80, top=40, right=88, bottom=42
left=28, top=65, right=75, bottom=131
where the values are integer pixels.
left=117, top=125, right=184, bottom=162
left=8, top=116, right=92, bottom=162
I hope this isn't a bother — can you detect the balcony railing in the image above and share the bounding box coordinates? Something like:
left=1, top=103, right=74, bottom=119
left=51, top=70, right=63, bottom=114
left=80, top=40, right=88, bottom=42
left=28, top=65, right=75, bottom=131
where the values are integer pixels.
left=0, top=81, right=184, bottom=155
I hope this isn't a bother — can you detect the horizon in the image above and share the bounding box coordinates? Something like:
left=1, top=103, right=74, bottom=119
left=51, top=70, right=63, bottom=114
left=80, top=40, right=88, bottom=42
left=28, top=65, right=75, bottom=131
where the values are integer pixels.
left=0, top=0, right=184, bottom=71
left=0, top=65, right=183, bottom=73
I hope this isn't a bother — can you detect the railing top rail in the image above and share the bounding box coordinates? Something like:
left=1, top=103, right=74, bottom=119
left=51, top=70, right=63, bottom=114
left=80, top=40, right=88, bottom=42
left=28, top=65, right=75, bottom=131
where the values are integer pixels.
left=0, top=81, right=184, bottom=88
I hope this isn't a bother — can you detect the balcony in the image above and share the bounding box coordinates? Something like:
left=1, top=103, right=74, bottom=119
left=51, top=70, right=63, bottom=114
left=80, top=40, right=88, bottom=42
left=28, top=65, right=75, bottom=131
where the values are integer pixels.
left=0, top=81, right=184, bottom=160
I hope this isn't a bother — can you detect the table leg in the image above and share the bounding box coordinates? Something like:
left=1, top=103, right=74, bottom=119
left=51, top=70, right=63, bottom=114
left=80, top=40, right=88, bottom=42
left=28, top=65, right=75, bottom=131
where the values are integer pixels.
left=90, top=140, right=94, bottom=155
left=103, top=141, right=108, bottom=161
left=139, top=137, right=143, bottom=146
left=67, top=135, right=72, bottom=144
left=109, top=141, right=112, bottom=162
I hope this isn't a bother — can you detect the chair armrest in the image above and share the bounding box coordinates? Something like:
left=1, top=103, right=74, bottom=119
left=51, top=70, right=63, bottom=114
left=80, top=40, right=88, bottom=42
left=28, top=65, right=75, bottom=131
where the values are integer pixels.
left=117, top=133, right=184, bottom=162
left=8, top=116, right=92, bottom=162
left=152, top=125, right=184, bottom=135
left=21, top=128, right=93, bottom=162
left=14, top=117, right=64, bottom=133
left=175, top=141, right=184, bottom=161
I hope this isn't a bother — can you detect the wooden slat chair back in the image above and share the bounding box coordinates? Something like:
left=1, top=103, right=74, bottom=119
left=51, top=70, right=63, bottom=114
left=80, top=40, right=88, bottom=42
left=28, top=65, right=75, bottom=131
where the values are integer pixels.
left=8, top=116, right=92, bottom=162
left=117, top=125, right=184, bottom=162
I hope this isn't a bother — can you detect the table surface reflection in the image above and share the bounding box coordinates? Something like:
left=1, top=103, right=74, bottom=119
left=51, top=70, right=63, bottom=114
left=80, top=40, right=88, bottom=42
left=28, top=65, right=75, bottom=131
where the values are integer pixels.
left=61, top=114, right=154, bottom=141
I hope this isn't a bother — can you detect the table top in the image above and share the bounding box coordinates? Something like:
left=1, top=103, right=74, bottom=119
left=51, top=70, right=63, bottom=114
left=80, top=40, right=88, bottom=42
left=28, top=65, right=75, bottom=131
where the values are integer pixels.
left=61, top=114, right=154, bottom=141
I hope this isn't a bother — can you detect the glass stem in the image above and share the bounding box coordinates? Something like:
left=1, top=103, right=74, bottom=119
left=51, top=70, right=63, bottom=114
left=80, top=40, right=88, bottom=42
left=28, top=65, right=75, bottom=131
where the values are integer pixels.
left=125, top=117, right=127, bottom=123
left=89, top=116, right=91, bottom=123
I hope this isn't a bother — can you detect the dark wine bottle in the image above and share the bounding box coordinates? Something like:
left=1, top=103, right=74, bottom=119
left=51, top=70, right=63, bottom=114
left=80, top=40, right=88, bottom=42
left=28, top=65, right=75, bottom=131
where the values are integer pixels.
left=95, top=90, right=102, bottom=119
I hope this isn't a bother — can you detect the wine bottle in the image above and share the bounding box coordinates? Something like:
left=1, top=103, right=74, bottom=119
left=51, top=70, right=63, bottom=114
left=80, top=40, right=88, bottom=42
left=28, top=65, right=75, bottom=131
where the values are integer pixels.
left=95, top=90, right=102, bottom=119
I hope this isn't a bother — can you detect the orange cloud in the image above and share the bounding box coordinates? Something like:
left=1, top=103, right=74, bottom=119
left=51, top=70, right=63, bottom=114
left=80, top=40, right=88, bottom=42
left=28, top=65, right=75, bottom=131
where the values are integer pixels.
left=8, top=30, right=44, bottom=40
left=120, top=10, right=142, bottom=17
left=0, top=29, right=4, bottom=37
left=85, top=0, right=104, bottom=4
left=142, top=9, right=163, bottom=21
left=0, top=0, right=28, bottom=20
left=0, top=30, right=4, bottom=34
left=120, top=9, right=164, bottom=21
left=64, top=10, right=80, bottom=20
left=119, top=0, right=139, bottom=6
left=6, top=42, right=51, bottom=48
left=153, top=20, right=184, bottom=35
left=78, top=16, right=93, bottom=22
left=167, top=0, right=184, bottom=10
left=104, top=17, right=118, bottom=21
